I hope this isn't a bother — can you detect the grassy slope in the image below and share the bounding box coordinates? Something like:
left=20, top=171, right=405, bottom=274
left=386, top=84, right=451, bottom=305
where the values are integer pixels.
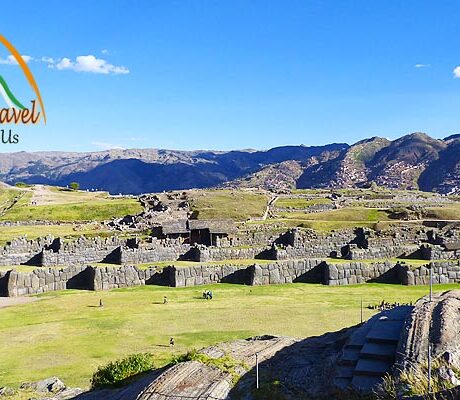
left=0, top=283, right=456, bottom=388
left=0, top=188, right=142, bottom=222
left=272, top=207, right=389, bottom=230
left=0, top=225, right=117, bottom=246
left=190, top=190, right=268, bottom=220
left=0, top=188, right=22, bottom=215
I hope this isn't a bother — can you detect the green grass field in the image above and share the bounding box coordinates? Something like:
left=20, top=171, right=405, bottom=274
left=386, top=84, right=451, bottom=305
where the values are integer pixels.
left=190, top=190, right=268, bottom=220
left=0, top=283, right=456, bottom=389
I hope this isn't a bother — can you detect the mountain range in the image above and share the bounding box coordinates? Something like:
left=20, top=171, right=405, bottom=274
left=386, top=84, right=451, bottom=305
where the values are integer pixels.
left=1, top=132, right=460, bottom=194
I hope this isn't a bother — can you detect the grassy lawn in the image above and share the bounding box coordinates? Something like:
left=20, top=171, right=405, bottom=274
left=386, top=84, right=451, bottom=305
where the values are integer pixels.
left=190, top=190, right=268, bottom=220
left=0, top=283, right=457, bottom=389
left=274, top=197, right=331, bottom=209
left=0, top=198, right=142, bottom=222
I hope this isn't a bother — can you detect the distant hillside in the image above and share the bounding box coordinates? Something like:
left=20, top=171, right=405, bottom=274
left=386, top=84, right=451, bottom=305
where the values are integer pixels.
left=0, top=144, right=346, bottom=194
left=2, top=133, right=460, bottom=194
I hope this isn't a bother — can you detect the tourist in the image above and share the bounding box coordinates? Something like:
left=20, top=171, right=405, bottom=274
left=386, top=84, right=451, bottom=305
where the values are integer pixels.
left=99, top=299, right=103, bottom=308
left=169, top=337, right=175, bottom=347
left=163, top=296, right=168, bottom=304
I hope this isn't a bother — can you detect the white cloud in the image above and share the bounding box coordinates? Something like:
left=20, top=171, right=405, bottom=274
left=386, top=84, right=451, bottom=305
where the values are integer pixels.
left=454, top=66, right=460, bottom=78
left=0, top=53, right=129, bottom=76
left=414, top=63, right=430, bottom=68
left=91, top=141, right=125, bottom=150
left=40, top=56, right=55, bottom=64
left=0, top=54, right=33, bottom=64
left=101, top=49, right=109, bottom=55
left=54, top=55, right=129, bottom=75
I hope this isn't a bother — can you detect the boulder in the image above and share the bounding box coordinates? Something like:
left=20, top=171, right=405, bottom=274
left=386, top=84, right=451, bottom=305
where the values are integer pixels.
left=20, top=377, right=66, bottom=394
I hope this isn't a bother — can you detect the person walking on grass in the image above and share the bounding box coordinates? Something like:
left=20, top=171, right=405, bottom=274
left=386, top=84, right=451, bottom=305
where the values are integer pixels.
left=164, top=296, right=168, bottom=304
left=170, top=337, right=175, bottom=347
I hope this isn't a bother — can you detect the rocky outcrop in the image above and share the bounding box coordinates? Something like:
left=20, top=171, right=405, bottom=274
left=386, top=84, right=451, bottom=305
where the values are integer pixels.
left=396, top=290, right=460, bottom=371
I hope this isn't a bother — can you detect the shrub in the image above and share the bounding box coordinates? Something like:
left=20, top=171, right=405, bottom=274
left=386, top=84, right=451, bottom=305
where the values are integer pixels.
left=69, top=182, right=80, bottom=191
left=91, top=353, right=154, bottom=389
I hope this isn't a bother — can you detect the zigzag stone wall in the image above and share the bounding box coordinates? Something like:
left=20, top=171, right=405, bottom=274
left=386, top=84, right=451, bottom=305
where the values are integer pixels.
left=3, top=259, right=460, bottom=297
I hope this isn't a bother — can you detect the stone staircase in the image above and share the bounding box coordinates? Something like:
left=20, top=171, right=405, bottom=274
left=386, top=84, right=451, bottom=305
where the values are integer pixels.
left=333, top=305, right=412, bottom=392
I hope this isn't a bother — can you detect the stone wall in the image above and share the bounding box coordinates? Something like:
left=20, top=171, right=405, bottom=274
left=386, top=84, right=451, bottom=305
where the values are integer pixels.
left=5, top=265, right=165, bottom=297
left=92, top=265, right=164, bottom=291
left=324, top=261, right=401, bottom=286
left=250, top=259, right=325, bottom=285
left=119, top=244, right=189, bottom=264
left=0, top=236, right=54, bottom=266
left=3, top=258, right=460, bottom=296
left=7, top=265, right=90, bottom=296
left=401, top=261, right=460, bottom=285
left=421, top=245, right=460, bottom=261
left=190, top=246, right=267, bottom=262
left=346, top=244, right=422, bottom=260
left=0, top=270, right=9, bottom=296
left=171, top=264, right=251, bottom=287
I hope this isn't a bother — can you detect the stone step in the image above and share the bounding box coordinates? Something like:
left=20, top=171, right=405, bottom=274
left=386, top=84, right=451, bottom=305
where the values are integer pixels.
left=335, top=365, right=355, bottom=379
left=351, top=375, right=384, bottom=392
left=339, top=348, right=361, bottom=365
left=366, top=320, right=404, bottom=344
left=333, top=377, right=352, bottom=390
left=347, top=329, right=370, bottom=348
left=354, top=359, right=393, bottom=377
left=360, top=343, right=397, bottom=361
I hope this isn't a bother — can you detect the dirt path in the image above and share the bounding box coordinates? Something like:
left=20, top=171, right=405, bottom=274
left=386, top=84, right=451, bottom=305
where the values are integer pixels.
left=30, top=184, right=54, bottom=206
left=0, top=296, right=39, bottom=309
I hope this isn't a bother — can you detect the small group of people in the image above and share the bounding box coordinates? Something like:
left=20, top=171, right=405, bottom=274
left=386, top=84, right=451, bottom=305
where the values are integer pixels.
left=202, top=290, right=213, bottom=300
left=368, top=300, right=413, bottom=311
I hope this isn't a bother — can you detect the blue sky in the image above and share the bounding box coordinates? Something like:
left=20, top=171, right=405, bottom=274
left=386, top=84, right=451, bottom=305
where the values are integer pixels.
left=1, top=0, right=460, bottom=152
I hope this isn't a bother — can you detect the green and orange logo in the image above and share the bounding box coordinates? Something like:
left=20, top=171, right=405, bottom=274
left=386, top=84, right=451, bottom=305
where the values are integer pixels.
left=0, top=34, right=46, bottom=124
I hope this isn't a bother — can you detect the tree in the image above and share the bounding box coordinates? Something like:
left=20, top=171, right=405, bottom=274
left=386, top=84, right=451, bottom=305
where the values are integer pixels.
left=69, top=182, right=80, bottom=191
